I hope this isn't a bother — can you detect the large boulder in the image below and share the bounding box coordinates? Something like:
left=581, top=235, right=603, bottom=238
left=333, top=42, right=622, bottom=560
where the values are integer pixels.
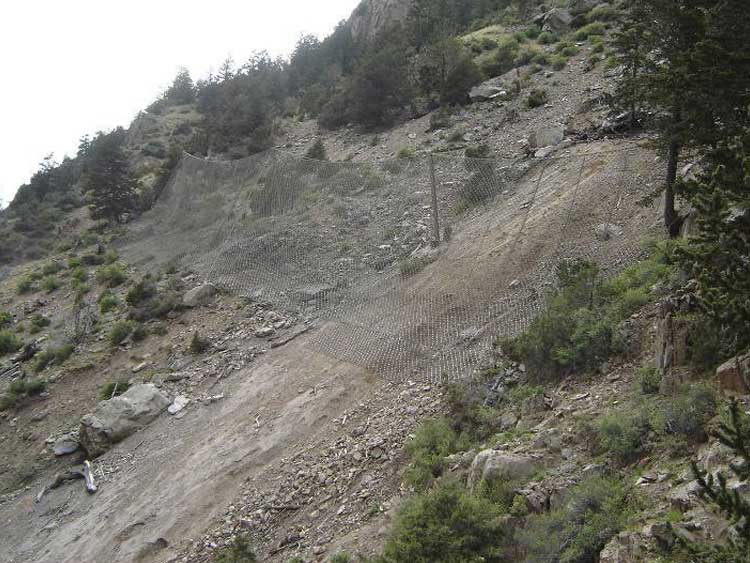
left=468, top=450, right=540, bottom=490
left=716, top=353, right=750, bottom=395
left=79, top=384, right=170, bottom=458
left=182, top=283, right=217, bottom=308
left=599, top=532, right=644, bottom=563
left=542, top=8, right=574, bottom=33
left=527, top=124, right=565, bottom=149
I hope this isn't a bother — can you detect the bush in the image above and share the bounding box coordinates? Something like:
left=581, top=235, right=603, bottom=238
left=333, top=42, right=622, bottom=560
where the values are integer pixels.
left=429, top=107, right=453, bottom=130
left=16, top=277, right=34, bottom=294
left=329, top=554, right=351, bottom=563
left=397, top=147, right=416, bottom=159
left=526, top=88, right=549, bottom=109
left=81, top=252, right=106, bottom=266
left=518, top=477, right=629, bottom=563
left=538, top=31, right=557, bottom=45
left=381, top=480, right=510, bottom=563
left=0, top=312, right=11, bottom=328
left=97, top=264, right=127, bottom=287
left=215, top=535, right=257, bottom=563
left=0, top=377, right=48, bottom=410
left=98, top=291, right=119, bottom=313
left=29, top=314, right=51, bottom=334
left=551, top=55, right=568, bottom=70
left=42, top=276, right=61, bottom=293
left=71, top=266, right=88, bottom=283
left=305, top=138, right=328, bottom=161
left=574, top=22, right=606, bottom=41
left=493, top=36, right=520, bottom=75
left=503, top=254, right=677, bottom=381
left=109, top=320, right=135, bottom=345
left=638, top=366, right=661, bottom=394
left=99, top=380, right=131, bottom=400
left=662, top=383, right=717, bottom=442
left=104, top=249, right=118, bottom=264
left=404, top=418, right=466, bottom=490
left=0, top=330, right=22, bottom=355
left=126, top=278, right=156, bottom=307
left=525, top=24, right=541, bottom=39
left=41, top=261, right=62, bottom=276
left=33, top=344, right=74, bottom=372
left=596, top=412, right=650, bottom=464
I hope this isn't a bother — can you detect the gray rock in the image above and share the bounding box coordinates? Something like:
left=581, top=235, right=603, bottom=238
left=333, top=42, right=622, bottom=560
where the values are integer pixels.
left=594, top=222, right=623, bottom=241
left=79, top=384, right=170, bottom=458
left=296, top=285, right=334, bottom=303
left=468, top=450, right=540, bottom=490
left=254, top=326, right=276, bottom=338
left=528, top=125, right=565, bottom=149
left=53, top=433, right=80, bottom=456
left=568, top=0, right=600, bottom=15
left=182, top=283, right=217, bottom=307
left=542, top=8, right=574, bottom=32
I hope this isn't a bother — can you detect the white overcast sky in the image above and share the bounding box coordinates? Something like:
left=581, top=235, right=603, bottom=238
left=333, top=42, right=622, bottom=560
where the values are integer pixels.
left=0, top=0, right=361, bottom=206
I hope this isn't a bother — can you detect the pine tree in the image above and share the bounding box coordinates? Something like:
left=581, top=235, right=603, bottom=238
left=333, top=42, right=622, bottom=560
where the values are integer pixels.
left=688, top=400, right=750, bottom=560
left=614, top=0, right=750, bottom=237
left=81, top=128, right=138, bottom=224
left=165, top=67, right=195, bottom=105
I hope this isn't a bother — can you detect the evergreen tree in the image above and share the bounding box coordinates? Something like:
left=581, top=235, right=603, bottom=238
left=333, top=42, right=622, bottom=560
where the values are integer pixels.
left=165, top=67, right=195, bottom=105
left=614, top=0, right=750, bottom=237
left=81, top=128, right=138, bottom=224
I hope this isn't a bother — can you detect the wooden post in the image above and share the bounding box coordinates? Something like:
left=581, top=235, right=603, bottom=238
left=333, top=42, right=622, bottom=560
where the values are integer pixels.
left=429, top=154, right=441, bottom=245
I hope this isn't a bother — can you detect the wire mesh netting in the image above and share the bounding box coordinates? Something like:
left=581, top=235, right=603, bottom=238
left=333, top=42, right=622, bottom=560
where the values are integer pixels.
left=119, top=143, right=664, bottom=382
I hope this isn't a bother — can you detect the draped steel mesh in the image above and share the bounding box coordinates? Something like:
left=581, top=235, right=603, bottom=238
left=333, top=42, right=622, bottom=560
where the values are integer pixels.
left=120, top=144, right=663, bottom=382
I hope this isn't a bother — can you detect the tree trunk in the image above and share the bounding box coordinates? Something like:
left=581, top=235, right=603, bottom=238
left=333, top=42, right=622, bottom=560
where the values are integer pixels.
left=664, top=140, right=681, bottom=237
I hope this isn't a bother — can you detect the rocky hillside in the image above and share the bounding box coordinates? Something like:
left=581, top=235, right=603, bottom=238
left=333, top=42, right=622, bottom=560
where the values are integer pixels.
left=2, top=1, right=749, bottom=562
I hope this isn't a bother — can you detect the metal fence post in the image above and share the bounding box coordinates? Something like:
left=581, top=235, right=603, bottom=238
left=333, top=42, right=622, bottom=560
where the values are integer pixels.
left=429, top=153, right=441, bottom=245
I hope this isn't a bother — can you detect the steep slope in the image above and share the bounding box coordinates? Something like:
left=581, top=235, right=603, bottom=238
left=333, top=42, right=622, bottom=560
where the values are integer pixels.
left=348, top=0, right=412, bottom=43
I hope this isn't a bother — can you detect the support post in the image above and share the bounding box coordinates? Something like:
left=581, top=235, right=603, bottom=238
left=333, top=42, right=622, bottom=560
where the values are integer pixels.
left=428, top=153, right=441, bottom=246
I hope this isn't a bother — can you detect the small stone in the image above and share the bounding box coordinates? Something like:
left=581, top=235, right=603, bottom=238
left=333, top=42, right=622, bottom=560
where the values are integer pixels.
left=53, top=434, right=80, bottom=456
left=168, top=395, right=190, bottom=415
left=254, top=327, right=275, bottom=338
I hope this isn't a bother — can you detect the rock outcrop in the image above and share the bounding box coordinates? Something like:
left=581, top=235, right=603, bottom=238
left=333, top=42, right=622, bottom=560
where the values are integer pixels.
left=468, top=450, right=540, bottom=490
left=79, top=384, right=170, bottom=458
left=348, top=0, right=412, bottom=43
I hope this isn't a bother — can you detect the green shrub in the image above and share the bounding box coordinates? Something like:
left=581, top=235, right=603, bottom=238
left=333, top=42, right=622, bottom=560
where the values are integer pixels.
left=132, top=324, right=147, bottom=342
left=97, top=264, right=127, bottom=287
left=0, top=312, right=12, bottom=328
left=81, top=252, right=106, bottom=266
left=445, top=381, right=503, bottom=444
left=404, top=418, right=467, bottom=490
left=68, top=257, right=82, bottom=269
left=551, top=55, right=568, bottom=70
left=381, top=480, right=510, bottom=562
left=430, top=107, right=453, bottom=130
left=215, top=535, right=257, bottom=563
left=126, top=278, right=156, bottom=307
left=42, top=276, right=61, bottom=293
left=518, top=477, right=629, bottom=563
left=525, top=24, right=541, bottom=39
left=574, top=22, right=606, bottom=41
left=560, top=44, right=580, bottom=57
left=0, top=330, right=22, bottom=355
left=329, top=554, right=351, bottom=563
left=109, top=320, right=135, bottom=345
left=71, top=267, right=88, bottom=283
left=526, top=88, right=549, bottom=108
left=503, top=254, right=677, bottom=381
left=16, top=277, right=34, bottom=294
left=28, top=314, right=51, bottom=334
left=1, top=377, right=48, bottom=410
left=41, top=262, right=60, bottom=276
left=662, top=383, right=717, bottom=442
left=104, top=249, right=119, bottom=264
left=538, top=31, right=557, bottom=45
left=99, top=380, right=131, bottom=400
left=596, top=412, right=650, bottom=464
left=531, top=52, right=550, bottom=66
left=514, top=46, right=538, bottom=67
left=638, top=366, right=661, bottom=394
left=397, top=147, right=416, bottom=159
left=33, top=344, right=74, bottom=372
left=98, top=291, right=119, bottom=313
left=588, top=4, right=620, bottom=22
